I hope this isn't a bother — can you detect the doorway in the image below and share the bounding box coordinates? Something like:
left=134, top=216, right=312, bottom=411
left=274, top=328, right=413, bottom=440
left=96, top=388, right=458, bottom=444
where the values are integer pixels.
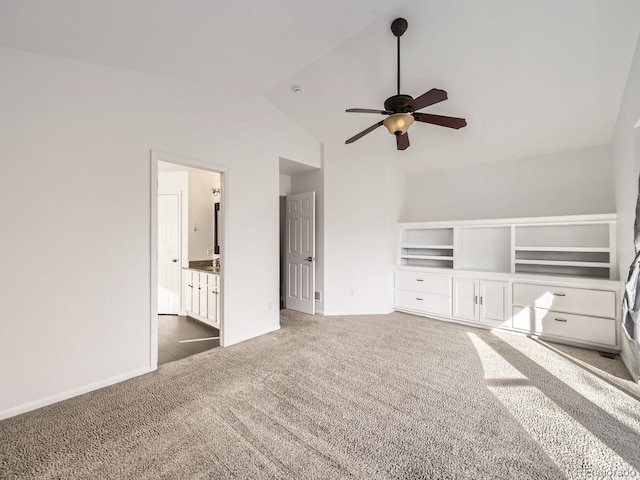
left=151, top=151, right=227, bottom=368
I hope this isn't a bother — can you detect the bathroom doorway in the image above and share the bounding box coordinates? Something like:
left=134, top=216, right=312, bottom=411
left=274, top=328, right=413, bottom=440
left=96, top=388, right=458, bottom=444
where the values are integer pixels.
left=151, top=151, right=227, bottom=368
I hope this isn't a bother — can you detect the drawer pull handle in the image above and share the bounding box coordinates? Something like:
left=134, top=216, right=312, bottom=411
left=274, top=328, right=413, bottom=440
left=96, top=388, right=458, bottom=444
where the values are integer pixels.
left=416, top=279, right=424, bottom=282
left=553, top=292, right=566, bottom=297
left=554, top=318, right=568, bottom=323
left=475, top=295, right=478, bottom=304
left=416, top=297, right=423, bottom=301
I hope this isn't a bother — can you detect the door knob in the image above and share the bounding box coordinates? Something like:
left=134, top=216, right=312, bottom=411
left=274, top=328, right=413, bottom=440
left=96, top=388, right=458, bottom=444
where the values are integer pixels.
left=172, top=259, right=178, bottom=262
left=305, top=257, right=313, bottom=262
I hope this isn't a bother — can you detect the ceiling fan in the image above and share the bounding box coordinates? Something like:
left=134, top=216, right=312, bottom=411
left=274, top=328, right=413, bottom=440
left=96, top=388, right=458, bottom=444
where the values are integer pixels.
left=345, top=18, right=467, bottom=151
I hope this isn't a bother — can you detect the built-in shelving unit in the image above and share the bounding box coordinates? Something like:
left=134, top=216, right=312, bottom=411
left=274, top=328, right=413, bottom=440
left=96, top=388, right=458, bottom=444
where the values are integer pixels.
left=398, top=214, right=617, bottom=280
left=513, top=222, right=614, bottom=279
left=399, top=227, right=454, bottom=268
left=395, top=214, right=620, bottom=352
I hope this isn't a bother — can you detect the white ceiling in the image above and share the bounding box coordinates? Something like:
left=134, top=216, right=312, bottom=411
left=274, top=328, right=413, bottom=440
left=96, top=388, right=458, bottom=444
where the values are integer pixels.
left=1, top=0, right=640, bottom=175
left=0, top=0, right=405, bottom=92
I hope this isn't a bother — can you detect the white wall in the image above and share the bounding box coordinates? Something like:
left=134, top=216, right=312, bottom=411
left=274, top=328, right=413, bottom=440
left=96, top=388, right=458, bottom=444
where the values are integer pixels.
left=612, top=34, right=640, bottom=382
left=322, top=142, right=405, bottom=315
left=291, top=165, right=324, bottom=313
left=279, top=174, right=292, bottom=196
left=400, top=145, right=615, bottom=222
left=0, top=47, right=319, bottom=419
left=188, top=169, right=218, bottom=261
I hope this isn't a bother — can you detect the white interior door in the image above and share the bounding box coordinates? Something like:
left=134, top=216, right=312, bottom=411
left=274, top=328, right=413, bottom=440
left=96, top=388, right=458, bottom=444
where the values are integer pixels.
left=158, top=194, right=181, bottom=314
left=286, top=192, right=315, bottom=314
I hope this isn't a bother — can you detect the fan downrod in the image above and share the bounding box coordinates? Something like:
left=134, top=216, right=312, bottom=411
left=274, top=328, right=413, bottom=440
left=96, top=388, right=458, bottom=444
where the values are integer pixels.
left=390, top=18, right=408, bottom=37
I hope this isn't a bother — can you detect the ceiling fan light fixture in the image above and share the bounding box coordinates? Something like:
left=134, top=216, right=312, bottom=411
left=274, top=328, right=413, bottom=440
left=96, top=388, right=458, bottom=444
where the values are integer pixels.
left=383, top=113, right=414, bottom=135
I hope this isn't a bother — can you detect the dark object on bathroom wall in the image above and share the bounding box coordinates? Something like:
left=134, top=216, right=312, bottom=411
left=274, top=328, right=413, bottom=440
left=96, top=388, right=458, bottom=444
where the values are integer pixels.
left=214, top=202, right=220, bottom=255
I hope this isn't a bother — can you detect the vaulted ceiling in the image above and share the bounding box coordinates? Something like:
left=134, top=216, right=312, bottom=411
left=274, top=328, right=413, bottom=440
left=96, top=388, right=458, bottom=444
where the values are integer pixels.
left=1, top=0, right=640, bottom=174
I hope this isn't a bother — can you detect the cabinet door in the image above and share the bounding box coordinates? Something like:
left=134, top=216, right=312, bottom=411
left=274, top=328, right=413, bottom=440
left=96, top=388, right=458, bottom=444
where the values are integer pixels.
left=182, top=270, right=192, bottom=313
left=452, top=278, right=479, bottom=321
left=191, top=273, right=201, bottom=316
left=199, top=276, right=208, bottom=318
left=480, top=280, right=507, bottom=324
left=207, top=286, right=218, bottom=327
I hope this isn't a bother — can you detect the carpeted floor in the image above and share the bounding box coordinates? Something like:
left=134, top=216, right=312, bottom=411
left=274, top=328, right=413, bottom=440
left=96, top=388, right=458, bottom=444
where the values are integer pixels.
left=1, top=310, right=639, bottom=479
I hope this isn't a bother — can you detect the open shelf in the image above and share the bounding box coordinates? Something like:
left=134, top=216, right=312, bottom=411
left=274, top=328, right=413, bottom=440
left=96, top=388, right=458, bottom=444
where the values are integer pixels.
left=398, top=214, right=616, bottom=280
left=515, top=259, right=610, bottom=268
left=514, top=223, right=612, bottom=278
left=515, top=263, right=610, bottom=279
left=515, top=246, right=609, bottom=252
left=401, top=255, right=454, bottom=260
left=400, top=228, right=454, bottom=268
left=401, top=244, right=453, bottom=249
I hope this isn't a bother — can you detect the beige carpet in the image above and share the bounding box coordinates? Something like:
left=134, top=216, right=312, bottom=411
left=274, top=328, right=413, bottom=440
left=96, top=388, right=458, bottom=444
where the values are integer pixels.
left=1, top=310, right=639, bottom=479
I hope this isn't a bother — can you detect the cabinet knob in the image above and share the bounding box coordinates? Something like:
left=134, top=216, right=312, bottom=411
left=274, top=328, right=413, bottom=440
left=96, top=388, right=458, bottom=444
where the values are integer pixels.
left=553, top=292, right=566, bottom=297
left=554, top=318, right=568, bottom=323
left=416, top=297, right=423, bottom=301
left=416, top=279, right=424, bottom=282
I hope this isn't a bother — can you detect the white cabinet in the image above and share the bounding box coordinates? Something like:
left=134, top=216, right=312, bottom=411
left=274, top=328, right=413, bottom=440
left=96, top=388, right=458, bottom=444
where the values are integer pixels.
left=182, top=271, right=193, bottom=313
left=181, top=269, right=220, bottom=329
left=395, top=214, right=621, bottom=351
left=394, top=271, right=451, bottom=317
left=512, top=283, right=616, bottom=318
left=512, top=281, right=617, bottom=348
left=452, top=278, right=507, bottom=325
left=480, top=281, right=508, bottom=324
left=452, top=278, right=478, bottom=321
left=206, top=273, right=220, bottom=328
left=198, top=273, right=208, bottom=318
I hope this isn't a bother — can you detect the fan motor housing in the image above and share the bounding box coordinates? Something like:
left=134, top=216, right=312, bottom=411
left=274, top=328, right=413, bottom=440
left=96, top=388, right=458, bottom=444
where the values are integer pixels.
left=384, top=94, right=414, bottom=113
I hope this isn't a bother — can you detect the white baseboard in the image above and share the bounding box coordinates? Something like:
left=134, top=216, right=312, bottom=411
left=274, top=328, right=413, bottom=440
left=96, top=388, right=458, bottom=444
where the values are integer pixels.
left=0, top=366, right=152, bottom=421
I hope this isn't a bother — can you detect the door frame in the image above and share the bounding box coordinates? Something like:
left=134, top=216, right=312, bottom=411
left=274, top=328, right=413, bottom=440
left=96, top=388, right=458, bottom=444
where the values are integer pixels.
left=150, top=150, right=228, bottom=370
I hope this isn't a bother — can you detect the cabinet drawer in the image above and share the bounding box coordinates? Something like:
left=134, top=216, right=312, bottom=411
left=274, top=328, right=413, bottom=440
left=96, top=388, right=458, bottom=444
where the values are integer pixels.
left=394, top=290, right=451, bottom=316
left=395, top=271, right=451, bottom=296
left=513, top=283, right=616, bottom=318
left=535, top=308, right=616, bottom=347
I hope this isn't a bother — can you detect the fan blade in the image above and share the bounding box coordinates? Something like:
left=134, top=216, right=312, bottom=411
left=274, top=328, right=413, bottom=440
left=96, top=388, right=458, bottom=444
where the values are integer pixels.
left=396, top=133, right=410, bottom=151
left=409, top=88, right=448, bottom=111
left=413, top=112, right=467, bottom=129
left=346, top=108, right=392, bottom=115
left=345, top=121, right=384, bottom=144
